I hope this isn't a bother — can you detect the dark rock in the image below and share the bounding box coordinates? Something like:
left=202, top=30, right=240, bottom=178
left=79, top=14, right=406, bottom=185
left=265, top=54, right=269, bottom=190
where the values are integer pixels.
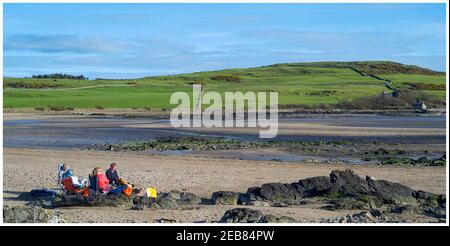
left=437, top=194, right=446, bottom=206
left=374, top=148, right=390, bottom=155
left=200, top=198, right=214, bottom=205
left=325, top=198, right=369, bottom=210
left=299, top=200, right=312, bottom=205
left=416, top=156, right=432, bottom=165
left=291, top=176, right=332, bottom=197
left=130, top=204, right=144, bottom=210
left=415, top=193, right=446, bottom=218
left=133, top=196, right=155, bottom=207
left=389, top=204, right=420, bottom=214
left=159, top=190, right=201, bottom=204
left=258, top=214, right=297, bottom=223
left=271, top=202, right=289, bottom=207
left=239, top=169, right=440, bottom=211
left=258, top=183, right=302, bottom=204
left=211, top=191, right=240, bottom=205
left=165, top=190, right=181, bottom=200
left=431, top=155, right=446, bottom=166
left=329, top=169, right=370, bottom=196
left=414, top=190, right=436, bottom=200
left=237, top=193, right=251, bottom=205
left=415, top=190, right=440, bottom=208
left=241, top=187, right=264, bottom=203
left=367, top=179, right=416, bottom=205
left=156, top=197, right=178, bottom=209
left=424, top=206, right=446, bottom=219
left=321, top=211, right=376, bottom=223
left=135, top=190, right=202, bottom=208
left=220, top=208, right=264, bottom=223
left=28, top=200, right=55, bottom=209
left=3, top=205, right=64, bottom=223
left=327, top=169, right=417, bottom=206
left=53, top=193, right=133, bottom=208
left=178, top=192, right=201, bottom=205
left=370, top=209, right=383, bottom=217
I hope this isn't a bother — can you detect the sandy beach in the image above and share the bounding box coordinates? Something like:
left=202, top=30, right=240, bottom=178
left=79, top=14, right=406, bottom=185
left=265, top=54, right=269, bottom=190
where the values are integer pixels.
left=3, top=147, right=446, bottom=223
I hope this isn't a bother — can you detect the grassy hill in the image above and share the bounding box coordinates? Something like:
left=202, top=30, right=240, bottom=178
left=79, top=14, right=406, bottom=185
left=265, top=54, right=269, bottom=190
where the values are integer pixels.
left=3, top=61, right=446, bottom=110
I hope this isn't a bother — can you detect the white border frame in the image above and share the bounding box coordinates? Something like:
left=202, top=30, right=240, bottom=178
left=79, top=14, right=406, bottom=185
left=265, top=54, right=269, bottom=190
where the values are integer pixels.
left=0, top=0, right=448, bottom=226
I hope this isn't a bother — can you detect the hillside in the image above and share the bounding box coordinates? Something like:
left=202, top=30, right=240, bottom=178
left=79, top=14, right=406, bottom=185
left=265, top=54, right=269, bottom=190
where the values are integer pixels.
left=268, top=61, right=445, bottom=75
left=3, top=61, right=446, bottom=110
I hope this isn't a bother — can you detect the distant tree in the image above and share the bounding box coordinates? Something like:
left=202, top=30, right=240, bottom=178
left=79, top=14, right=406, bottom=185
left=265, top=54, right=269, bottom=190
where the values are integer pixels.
left=31, top=73, right=88, bottom=80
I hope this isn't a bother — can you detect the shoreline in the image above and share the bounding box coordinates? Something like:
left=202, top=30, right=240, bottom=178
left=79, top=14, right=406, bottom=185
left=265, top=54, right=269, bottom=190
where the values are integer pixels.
left=2, top=107, right=446, bottom=120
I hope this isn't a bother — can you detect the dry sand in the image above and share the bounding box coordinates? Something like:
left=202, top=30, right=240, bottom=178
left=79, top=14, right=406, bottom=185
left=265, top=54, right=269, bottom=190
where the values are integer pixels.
left=3, top=147, right=446, bottom=223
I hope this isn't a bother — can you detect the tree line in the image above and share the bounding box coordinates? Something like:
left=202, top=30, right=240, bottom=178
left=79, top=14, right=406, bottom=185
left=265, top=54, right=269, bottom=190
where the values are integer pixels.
left=31, top=73, right=88, bottom=80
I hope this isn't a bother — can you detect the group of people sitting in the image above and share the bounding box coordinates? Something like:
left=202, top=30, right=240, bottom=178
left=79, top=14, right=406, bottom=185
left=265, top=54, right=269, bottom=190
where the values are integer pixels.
left=58, top=162, right=136, bottom=197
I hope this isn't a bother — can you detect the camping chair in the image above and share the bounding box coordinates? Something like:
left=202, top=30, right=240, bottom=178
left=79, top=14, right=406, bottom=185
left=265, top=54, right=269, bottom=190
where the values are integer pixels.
left=56, top=163, right=66, bottom=195
left=61, top=177, right=90, bottom=197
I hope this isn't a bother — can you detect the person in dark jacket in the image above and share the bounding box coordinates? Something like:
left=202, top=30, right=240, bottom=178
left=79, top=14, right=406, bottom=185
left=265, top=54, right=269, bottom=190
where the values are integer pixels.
left=106, top=163, right=120, bottom=186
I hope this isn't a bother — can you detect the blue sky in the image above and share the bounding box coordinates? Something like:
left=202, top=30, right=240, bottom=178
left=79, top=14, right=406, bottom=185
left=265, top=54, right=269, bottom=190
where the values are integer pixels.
left=3, top=3, right=446, bottom=79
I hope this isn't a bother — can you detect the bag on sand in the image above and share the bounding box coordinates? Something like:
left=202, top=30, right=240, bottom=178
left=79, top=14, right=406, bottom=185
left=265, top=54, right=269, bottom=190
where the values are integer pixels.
left=31, top=189, right=58, bottom=200
left=145, top=188, right=157, bottom=198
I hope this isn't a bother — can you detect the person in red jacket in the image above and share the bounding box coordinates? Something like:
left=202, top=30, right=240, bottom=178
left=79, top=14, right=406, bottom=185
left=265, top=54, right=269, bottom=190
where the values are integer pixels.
left=89, top=167, right=112, bottom=193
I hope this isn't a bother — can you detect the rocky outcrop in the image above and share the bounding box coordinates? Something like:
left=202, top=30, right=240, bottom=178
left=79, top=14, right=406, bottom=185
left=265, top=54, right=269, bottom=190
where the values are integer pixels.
left=14, top=169, right=445, bottom=224
left=292, top=176, right=333, bottom=197
left=3, top=205, right=65, bottom=223
left=44, top=189, right=203, bottom=210
left=324, top=198, right=370, bottom=210
left=177, top=191, right=202, bottom=205
left=321, top=211, right=380, bottom=223
left=241, top=183, right=302, bottom=206
left=52, top=193, right=134, bottom=208
left=211, top=191, right=240, bottom=205
left=219, top=208, right=297, bottom=223
left=259, top=183, right=302, bottom=204
left=220, top=208, right=264, bottom=223
left=259, top=214, right=298, bottom=223
left=367, top=178, right=416, bottom=205
left=132, top=190, right=202, bottom=209
left=242, top=169, right=421, bottom=207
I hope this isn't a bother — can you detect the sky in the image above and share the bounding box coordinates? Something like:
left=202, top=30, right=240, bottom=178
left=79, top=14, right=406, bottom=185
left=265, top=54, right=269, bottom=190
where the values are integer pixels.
left=3, top=3, right=447, bottom=79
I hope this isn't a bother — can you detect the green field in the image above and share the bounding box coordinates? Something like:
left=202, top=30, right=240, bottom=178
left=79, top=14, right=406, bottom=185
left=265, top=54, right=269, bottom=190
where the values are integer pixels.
left=2, top=61, right=446, bottom=109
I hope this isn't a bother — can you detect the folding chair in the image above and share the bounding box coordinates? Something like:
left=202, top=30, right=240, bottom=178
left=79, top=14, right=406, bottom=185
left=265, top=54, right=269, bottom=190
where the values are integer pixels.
left=56, top=163, right=67, bottom=195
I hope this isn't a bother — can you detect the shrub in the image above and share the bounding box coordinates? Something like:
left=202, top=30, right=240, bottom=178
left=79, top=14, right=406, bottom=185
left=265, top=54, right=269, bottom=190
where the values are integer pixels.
left=4, top=81, right=62, bottom=89
left=34, top=107, right=45, bottom=111
left=95, top=105, right=104, bottom=110
left=306, top=90, right=337, bottom=96
left=48, top=106, right=67, bottom=111
left=406, top=83, right=446, bottom=91
left=210, top=75, right=241, bottom=82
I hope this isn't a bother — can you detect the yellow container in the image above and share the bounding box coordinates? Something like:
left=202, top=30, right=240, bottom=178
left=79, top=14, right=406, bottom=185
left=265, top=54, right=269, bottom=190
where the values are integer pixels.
left=145, top=188, right=157, bottom=198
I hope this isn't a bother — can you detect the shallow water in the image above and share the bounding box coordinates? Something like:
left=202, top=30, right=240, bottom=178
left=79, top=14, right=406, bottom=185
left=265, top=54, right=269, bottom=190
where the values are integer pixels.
left=282, top=114, right=446, bottom=129
left=3, top=114, right=446, bottom=150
